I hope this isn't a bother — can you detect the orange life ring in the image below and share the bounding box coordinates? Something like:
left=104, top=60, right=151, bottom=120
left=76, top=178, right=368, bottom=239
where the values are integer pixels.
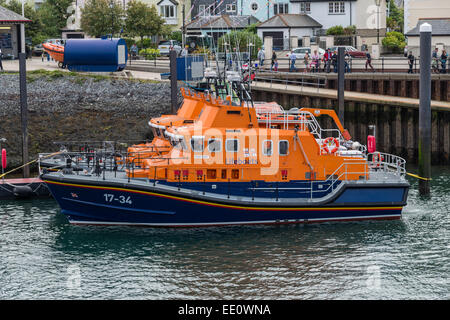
left=321, top=137, right=339, bottom=154
left=370, top=151, right=383, bottom=168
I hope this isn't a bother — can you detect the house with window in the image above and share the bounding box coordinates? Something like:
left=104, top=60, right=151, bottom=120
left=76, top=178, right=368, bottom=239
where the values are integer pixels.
left=190, top=0, right=238, bottom=19
left=289, top=0, right=386, bottom=44
left=0, top=5, right=31, bottom=58
left=140, top=0, right=191, bottom=32
left=237, top=0, right=290, bottom=22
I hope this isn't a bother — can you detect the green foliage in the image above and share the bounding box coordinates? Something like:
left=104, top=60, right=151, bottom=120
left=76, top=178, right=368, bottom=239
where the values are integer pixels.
left=37, top=0, right=73, bottom=38
left=386, top=0, right=404, bottom=32
left=136, top=38, right=156, bottom=49
left=139, top=48, right=160, bottom=60
left=343, top=25, right=356, bottom=35
left=218, top=31, right=262, bottom=59
left=81, top=0, right=125, bottom=38
left=244, top=23, right=258, bottom=34
left=326, top=25, right=345, bottom=36
left=125, top=0, right=165, bottom=39
left=382, top=31, right=406, bottom=53
left=169, top=31, right=182, bottom=42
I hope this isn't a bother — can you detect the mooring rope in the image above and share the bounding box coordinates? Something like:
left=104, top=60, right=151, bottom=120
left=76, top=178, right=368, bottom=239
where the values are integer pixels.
left=0, top=151, right=63, bottom=179
left=406, top=172, right=432, bottom=181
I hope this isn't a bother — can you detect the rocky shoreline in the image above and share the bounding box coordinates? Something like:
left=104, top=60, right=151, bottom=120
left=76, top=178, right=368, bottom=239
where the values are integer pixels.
left=0, top=72, right=175, bottom=168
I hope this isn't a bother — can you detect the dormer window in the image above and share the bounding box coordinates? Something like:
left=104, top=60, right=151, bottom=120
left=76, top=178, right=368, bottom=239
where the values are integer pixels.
left=158, top=0, right=177, bottom=18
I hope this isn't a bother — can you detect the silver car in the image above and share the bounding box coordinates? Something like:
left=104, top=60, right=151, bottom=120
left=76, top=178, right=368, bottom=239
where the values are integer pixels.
left=158, top=40, right=182, bottom=56
left=288, top=47, right=325, bottom=59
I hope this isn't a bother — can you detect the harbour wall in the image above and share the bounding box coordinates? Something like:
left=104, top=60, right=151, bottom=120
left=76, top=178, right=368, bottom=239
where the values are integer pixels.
left=0, top=72, right=174, bottom=168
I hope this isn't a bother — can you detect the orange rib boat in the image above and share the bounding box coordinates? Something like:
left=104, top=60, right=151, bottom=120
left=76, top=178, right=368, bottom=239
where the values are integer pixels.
left=42, top=42, right=65, bottom=67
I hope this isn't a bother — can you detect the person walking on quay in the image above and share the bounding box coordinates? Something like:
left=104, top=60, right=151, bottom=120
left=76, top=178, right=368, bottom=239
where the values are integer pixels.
left=257, top=47, right=265, bottom=69
left=432, top=48, right=440, bottom=74
left=289, top=50, right=297, bottom=72
left=271, top=51, right=277, bottom=71
left=365, top=48, right=374, bottom=72
left=344, top=51, right=351, bottom=73
left=130, top=43, right=138, bottom=59
left=323, top=49, right=331, bottom=73
left=440, top=50, right=448, bottom=74
left=311, top=49, right=320, bottom=73
left=304, top=52, right=310, bottom=72
left=0, top=46, right=4, bottom=71
left=407, top=51, right=415, bottom=73
left=331, top=50, right=338, bottom=73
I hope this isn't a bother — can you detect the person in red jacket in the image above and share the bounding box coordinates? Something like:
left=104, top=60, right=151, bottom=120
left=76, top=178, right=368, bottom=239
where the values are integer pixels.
left=323, top=49, right=331, bottom=73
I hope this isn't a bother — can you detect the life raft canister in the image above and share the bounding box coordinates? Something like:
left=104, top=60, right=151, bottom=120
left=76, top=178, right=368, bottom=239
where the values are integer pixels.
left=322, top=137, right=339, bottom=154
left=367, top=135, right=376, bottom=153
left=1, top=149, right=6, bottom=169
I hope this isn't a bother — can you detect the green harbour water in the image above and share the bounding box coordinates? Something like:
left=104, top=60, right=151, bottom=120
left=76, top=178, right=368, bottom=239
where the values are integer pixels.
left=0, top=167, right=449, bottom=299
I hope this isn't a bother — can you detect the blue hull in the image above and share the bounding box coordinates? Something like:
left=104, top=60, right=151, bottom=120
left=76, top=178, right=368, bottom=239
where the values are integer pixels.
left=42, top=176, right=409, bottom=227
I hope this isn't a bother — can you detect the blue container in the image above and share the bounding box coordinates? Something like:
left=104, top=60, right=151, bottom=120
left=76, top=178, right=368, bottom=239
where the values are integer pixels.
left=64, top=38, right=128, bottom=72
left=176, top=56, right=205, bottom=81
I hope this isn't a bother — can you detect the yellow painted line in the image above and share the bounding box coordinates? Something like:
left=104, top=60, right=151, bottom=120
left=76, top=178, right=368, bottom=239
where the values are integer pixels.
left=44, top=180, right=403, bottom=212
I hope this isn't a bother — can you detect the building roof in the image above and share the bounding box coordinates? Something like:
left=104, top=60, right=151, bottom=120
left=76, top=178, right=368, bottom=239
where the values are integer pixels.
left=257, top=14, right=322, bottom=29
left=0, top=5, right=31, bottom=24
left=406, top=18, right=450, bottom=36
left=186, top=15, right=259, bottom=30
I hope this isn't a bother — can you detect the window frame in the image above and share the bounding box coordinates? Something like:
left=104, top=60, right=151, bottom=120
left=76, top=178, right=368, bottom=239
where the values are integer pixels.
left=300, top=2, right=310, bottom=13
left=279, top=140, right=289, bottom=156
left=262, top=140, right=273, bottom=156
left=190, top=137, right=204, bottom=153
left=328, top=1, right=345, bottom=14
left=207, top=138, right=222, bottom=153
left=225, top=139, right=240, bottom=153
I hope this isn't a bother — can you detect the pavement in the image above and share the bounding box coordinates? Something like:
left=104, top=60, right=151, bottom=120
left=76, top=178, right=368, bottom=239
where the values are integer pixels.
left=0, top=56, right=164, bottom=81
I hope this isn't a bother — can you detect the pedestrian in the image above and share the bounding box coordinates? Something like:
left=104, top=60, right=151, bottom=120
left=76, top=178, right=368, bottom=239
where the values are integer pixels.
left=257, top=47, right=265, bottom=69
left=289, top=50, right=297, bottom=72
left=331, top=50, right=338, bottom=73
left=130, top=43, right=138, bottom=59
left=440, top=50, right=448, bottom=74
left=0, top=46, right=3, bottom=71
left=365, top=48, right=374, bottom=72
left=304, top=52, right=310, bottom=72
left=180, top=45, right=188, bottom=57
left=344, top=51, right=351, bottom=73
left=407, top=51, right=415, bottom=73
left=271, top=51, right=277, bottom=71
left=323, top=48, right=331, bottom=73
left=432, top=48, right=439, bottom=74
left=311, top=49, right=320, bottom=73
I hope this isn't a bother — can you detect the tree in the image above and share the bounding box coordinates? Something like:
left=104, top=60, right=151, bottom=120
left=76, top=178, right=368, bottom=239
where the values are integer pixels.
left=326, top=25, right=345, bottom=36
left=218, top=31, right=262, bottom=59
left=386, top=0, right=404, bottom=33
left=81, top=0, right=125, bottom=38
left=382, top=31, right=406, bottom=53
left=125, top=0, right=165, bottom=40
left=37, top=0, right=73, bottom=38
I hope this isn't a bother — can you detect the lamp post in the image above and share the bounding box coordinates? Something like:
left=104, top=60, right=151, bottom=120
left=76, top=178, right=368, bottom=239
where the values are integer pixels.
left=375, top=0, right=381, bottom=44
left=110, top=0, right=114, bottom=38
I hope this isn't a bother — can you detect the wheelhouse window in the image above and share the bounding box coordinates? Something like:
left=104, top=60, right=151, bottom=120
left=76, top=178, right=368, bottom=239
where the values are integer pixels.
left=225, top=139, right=239, bottom=153
left=300, top=2, right=311, bottom=13
left=329, top=1, right=345, bottom=14
left=190, top=137, right=204, bottom=152
left=274, top=3, right=289, bottom=14
left=173, top=137, right=188, bottom=150
left=279, top=140, right=289, bottom=156
left=207, top=138, right=222, bottom=152
left=263, top=140, right=273, bottom=156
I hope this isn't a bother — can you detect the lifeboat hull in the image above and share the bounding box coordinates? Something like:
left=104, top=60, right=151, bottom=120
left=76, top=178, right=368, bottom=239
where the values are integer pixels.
left=42, top=174, right=408, bottom=227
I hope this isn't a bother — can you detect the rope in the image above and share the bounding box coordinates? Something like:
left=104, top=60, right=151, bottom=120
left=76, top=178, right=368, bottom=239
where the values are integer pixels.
left=406, top=172, right=432, bottom=181
left=0, top=151, right=63, bottom=179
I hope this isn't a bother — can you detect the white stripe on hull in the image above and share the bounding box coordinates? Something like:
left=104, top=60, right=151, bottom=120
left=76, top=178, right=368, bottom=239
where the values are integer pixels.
left=68, top=214, right=402, bottom=227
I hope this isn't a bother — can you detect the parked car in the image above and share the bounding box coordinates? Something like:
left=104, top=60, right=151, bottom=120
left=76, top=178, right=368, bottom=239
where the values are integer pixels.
left=288, top=47, right=325, bottom=59
left=32, top=43, right=44, bottom=56
left=329, top=46, right=366, bottom=58
left=158, top=40, right=182, bottom=56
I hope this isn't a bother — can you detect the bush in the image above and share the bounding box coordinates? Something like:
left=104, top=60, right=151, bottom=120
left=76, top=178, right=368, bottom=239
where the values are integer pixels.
left=382, top=31, right=406, bottom=53
left=139, top=48, right=160, bottom=59
left=218, top=31, right=262, bottom=59
left=169, top=31, right=182, bottom=42
left=326, top=25, right=345, bottom=36
left=136, top=38, right=156, bottom=49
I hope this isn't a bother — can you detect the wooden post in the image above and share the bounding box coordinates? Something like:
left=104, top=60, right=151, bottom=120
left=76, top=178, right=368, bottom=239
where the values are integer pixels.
left=169, top=50, right=178, bottom=114
left=19, top=53, right=29, bottom=178
left=418, top=23, right=432, bottom=195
